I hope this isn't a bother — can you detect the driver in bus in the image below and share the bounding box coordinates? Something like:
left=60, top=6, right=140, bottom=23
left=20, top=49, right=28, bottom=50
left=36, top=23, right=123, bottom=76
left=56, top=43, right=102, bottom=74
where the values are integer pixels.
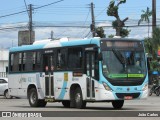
left=51, top=65, right=54, bottom=71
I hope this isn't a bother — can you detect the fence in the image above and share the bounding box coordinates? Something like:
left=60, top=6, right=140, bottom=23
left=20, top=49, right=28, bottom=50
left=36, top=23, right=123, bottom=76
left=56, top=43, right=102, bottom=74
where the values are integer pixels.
left=0, top=72, right=7, bottom=78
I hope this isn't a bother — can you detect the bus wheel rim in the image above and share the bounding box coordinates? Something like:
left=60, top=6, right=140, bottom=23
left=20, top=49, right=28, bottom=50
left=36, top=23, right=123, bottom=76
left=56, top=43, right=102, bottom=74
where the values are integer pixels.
left=75, top=93, right=81, bottom=103
left=30, top=92, right=36, bottom=104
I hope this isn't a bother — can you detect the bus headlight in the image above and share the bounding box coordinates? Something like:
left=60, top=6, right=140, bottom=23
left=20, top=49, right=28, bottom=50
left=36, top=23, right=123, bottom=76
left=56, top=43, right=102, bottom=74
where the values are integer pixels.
left=142, top=83, right=148, bottom=91
left=102, top=82, right=112, bottom=91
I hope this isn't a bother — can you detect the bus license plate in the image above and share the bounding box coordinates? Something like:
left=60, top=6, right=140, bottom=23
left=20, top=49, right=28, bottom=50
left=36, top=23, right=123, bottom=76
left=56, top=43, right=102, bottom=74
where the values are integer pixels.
left=124, top=96, right=133, bottom=100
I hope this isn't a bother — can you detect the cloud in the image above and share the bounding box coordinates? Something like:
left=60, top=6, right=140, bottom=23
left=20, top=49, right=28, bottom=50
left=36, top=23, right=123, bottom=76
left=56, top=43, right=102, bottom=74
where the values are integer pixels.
left=0, top=21, right=153, bottom=48
left=96, top=21, right=112, bottom=27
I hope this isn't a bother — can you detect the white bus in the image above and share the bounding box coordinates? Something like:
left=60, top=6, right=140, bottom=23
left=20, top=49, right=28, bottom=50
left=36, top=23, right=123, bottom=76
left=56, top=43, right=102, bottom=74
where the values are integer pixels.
left=8, top=38, right=148, bottom=109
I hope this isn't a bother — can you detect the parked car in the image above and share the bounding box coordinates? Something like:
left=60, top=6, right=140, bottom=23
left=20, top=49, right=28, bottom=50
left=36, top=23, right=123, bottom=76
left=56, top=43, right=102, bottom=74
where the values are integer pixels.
left=0, top=78, right=12, bottom=99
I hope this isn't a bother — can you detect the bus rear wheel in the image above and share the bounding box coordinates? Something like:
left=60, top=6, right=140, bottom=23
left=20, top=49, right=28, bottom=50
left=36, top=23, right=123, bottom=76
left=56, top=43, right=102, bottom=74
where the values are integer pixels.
left=112, top=100, right=124, bottom=109
left=74, top=87, right=86, bottom=109
left=28, top=88, right=47, bottom=107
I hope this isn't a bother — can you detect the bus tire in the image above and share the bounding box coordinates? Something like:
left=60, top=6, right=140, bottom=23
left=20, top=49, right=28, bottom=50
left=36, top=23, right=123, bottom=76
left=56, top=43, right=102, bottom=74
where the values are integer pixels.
left=74, top=87, right=86, bottom=109
left=28, top=88, right=39, bottom=107
left=62, top=101, right=70, bottom=108
left=112, top=100, right=124, bottom=109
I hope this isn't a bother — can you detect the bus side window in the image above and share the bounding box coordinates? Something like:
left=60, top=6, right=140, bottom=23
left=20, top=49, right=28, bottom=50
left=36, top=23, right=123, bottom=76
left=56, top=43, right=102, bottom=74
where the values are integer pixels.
left=10, top=53, right=22, bottom=72
left=57, top=49, right=66, bottom=70
left=10, top=54, right=14, bottom=72
left=24, top=52, right=33, bottom=71
left=35, top=52, right=42, bottom=70
left=68, top=47, right=82, bottom=69
left=23, top=52, right=36, bottom=72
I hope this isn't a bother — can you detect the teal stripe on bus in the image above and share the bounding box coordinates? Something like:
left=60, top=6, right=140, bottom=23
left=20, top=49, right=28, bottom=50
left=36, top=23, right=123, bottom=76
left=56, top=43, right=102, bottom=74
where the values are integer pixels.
left=58, top=81, right=68, bottom=99
left=9, top=44, right=45, bottom=52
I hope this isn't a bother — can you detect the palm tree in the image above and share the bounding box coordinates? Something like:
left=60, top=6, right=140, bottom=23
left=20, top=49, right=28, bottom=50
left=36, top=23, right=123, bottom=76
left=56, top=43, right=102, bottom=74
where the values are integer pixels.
left=138, top=7, right=152, bottom=38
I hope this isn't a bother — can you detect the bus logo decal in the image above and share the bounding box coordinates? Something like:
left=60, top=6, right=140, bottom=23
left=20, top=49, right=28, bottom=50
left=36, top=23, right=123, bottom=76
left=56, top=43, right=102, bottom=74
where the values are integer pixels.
left=64, top=73, right=68, bottom=81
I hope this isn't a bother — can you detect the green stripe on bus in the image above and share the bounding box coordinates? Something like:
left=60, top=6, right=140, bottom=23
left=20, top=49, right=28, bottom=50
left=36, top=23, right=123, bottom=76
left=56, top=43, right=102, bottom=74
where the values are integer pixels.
left=128, top=74, right=144, bottom=77
left=108, top=74, right=127, bottom=78
left=108, top=74, right=144, bottom=78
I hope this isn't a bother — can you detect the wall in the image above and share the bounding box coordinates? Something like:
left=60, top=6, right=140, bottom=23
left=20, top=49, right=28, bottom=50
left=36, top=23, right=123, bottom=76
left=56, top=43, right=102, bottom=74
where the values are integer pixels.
left=0, top=49, right=9, bottom=77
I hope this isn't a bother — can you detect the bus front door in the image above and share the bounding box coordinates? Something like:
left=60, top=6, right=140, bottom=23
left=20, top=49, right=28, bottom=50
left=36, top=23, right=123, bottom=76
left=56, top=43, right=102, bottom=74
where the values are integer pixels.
left=86, top=51, right=95, bottom=100
left=44, top=54, right=54, bottom=100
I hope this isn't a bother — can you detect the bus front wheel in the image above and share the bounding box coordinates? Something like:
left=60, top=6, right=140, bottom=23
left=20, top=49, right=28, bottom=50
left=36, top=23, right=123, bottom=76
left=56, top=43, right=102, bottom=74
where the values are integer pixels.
left=74, top=87, right=86, bottom=109
left=112, top=100, right=124, bottom=109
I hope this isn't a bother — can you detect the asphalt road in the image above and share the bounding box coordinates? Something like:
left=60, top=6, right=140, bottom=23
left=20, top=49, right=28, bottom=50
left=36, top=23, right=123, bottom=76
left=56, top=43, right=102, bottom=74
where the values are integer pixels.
left=0, top=95, right=160, bottom=119
left=0, top=95, right=160, bottom=111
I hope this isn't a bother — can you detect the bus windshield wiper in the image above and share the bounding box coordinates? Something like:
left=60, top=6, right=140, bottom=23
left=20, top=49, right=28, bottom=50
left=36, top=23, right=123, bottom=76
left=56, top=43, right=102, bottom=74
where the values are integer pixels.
left=112, top=49, right=126, bottom=65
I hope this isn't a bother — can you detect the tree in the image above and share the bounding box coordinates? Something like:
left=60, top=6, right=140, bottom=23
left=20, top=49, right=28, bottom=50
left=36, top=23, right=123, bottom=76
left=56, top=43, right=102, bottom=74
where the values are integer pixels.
left=95, top=27, right=106, bottom=38
left=152, top=27, right=160, bottom=52
left=107, top=0, right=130, bottom=37
left=138, top=7, right=152, bottom=38
left=144, top=37, right=155, bottom=58
left=108, top=34, right=114, bottom=38
left=144, top=27, right=160, bottom=60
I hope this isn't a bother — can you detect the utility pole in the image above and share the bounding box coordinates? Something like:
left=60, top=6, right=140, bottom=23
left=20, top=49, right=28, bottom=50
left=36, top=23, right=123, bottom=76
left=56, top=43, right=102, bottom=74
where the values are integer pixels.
left=18, top=4, right=34, bottom=46
left=90, top=2, right=96, bottom=37
left=152, top=0, right=156, bottom=32
left=51, top=31, right=54, bottom=40
left=29, top=4, right=33, bottom=44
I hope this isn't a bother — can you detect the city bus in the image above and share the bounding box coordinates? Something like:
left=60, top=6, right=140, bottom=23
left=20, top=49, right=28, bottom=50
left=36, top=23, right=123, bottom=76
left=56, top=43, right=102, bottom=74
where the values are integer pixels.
left=8, top=37, right=148, bottom=109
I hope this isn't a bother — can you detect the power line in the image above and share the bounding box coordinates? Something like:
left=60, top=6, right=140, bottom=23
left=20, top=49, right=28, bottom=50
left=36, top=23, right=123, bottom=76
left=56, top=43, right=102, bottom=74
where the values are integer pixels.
left=79, top=10, right=91, bottom=37
left=0, top=24, right=160, bottom=31
left=0, top=0, right=65, bottom=19
left=34, top=0, right=64, bottom=10
left=0, top=6, right=25, bottom=13
left=0, top=26, right=27, bottom=31
left=34, top=24, right=160, bottom=28
left=23, top=0, right=29, bottom=17
left=75, top=9, right=90, bottom=38
left=0, top=10, right=27, bottom=19
left=34, top=25, right=89, bottom=28
left=83, top=10, right=90, bottom=26
left=95, top=7, right=108, bottom=18
left=85, top=31, right=91, bottom=38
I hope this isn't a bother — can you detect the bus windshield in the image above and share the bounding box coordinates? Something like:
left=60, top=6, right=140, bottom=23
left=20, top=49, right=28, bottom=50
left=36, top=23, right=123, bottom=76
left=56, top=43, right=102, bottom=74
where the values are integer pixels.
left=100, top=40, right=147, bottom=80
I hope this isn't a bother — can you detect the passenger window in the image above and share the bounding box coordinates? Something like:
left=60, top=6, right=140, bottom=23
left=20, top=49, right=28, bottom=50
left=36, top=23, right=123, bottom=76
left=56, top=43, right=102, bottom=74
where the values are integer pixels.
left=11, top=53, right=22, bottom=72
left=57, top=49, right=67, bottom=70
left=68, top=47, right=83, bottom=69
left=24, top=52, right=34, bottom=71
left=10, top=51, right=43, bottom=72
left=35, top=52, right=42, bottom=70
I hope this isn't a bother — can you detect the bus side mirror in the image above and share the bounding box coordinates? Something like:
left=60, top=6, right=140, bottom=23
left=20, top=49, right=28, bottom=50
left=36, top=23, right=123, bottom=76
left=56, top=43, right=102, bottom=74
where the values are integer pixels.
left=98, top=53, right=103, bottom=61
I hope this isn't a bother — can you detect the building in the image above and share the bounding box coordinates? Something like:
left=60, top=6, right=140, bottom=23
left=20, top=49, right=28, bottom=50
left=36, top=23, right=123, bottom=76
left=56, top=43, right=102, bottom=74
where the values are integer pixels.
left=0, top=49, right=9, bottom=77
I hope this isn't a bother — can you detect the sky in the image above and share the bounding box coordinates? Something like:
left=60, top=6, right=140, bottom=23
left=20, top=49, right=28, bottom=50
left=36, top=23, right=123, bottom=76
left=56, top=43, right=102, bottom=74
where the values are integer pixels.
left=0, top=0, right=160, bottom=48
